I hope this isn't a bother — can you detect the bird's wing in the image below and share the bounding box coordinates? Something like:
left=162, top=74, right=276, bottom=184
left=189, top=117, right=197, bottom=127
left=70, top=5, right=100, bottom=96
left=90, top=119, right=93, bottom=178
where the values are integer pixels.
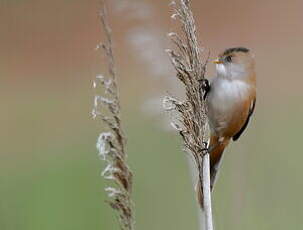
left=232, top=98, right=256, bottom=141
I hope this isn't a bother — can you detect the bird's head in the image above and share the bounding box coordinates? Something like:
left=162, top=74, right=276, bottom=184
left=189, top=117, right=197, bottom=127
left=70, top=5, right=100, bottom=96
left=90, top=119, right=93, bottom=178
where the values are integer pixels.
left=213, top=47, right=255, bottom=79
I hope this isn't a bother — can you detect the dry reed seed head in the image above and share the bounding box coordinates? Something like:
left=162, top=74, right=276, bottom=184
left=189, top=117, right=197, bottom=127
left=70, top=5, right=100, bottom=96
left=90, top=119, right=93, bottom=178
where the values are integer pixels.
left=96, top=74, right=105, bottom=80
left=167, top=32, right=177, bottom=37
left=95, top=95, right=113, bottom=108
left=166, top=0, right=214, bottom=227
left=95, top=3, right=134, bottom=229
left=96, top=74, right=113, bottom=90
left=96, top=132, right=114, bottom=160
left=170, top=121, right=184, bottom=131
left=91, top=108, right=99, bottom=120
left=105, top=187, right=123, bottom=198
left=95, top=43, right=102, bottom=51
left=171, top=13, right=179, bottom=20
left=102, top=163, right=121, bottom=180
left=163, top=96, right=186, bottom=132
left=168, top=0, right=210, bottom=199
left=169, top=1, right=176, bottom=6
left=93, top=77, right=120, bottom=120
left=162, top=95, right=183, bottom=110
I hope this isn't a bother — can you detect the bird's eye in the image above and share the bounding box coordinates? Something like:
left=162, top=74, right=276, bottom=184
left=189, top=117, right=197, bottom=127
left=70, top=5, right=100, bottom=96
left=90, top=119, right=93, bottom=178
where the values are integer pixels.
left=225, top=56, right=232, bottom=62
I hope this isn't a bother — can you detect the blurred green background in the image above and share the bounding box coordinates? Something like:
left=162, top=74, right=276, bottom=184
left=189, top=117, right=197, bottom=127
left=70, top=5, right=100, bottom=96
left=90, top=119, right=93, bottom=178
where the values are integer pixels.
left=1, top=0, right=303, bottom=229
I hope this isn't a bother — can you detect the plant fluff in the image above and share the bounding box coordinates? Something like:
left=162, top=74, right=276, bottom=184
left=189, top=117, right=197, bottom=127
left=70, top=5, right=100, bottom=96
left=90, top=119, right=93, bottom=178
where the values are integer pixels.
left=164, top=0, right=213, bottom=229
left=92, top=3, right=134, bottom=230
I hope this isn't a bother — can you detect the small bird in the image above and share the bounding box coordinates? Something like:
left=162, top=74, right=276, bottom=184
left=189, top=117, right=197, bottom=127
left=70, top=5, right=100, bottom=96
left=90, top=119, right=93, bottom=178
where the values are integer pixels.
left=197, top=47, right=256, bottom=207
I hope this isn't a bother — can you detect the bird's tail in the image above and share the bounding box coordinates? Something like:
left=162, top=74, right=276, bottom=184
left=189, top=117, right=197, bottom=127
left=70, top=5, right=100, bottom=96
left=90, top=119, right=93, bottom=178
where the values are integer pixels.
left=196, top=136, right=229, bottom=209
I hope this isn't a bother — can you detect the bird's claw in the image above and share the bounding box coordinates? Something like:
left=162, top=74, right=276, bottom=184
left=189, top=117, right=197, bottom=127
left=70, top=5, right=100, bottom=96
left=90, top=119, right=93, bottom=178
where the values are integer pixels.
left=198, top=79, right=210, bottom=100
left=199, top=79, right=210, bottom=92
left=199, top=142, right=209, bottom=155
left=202, top=141, right=208, bottom=148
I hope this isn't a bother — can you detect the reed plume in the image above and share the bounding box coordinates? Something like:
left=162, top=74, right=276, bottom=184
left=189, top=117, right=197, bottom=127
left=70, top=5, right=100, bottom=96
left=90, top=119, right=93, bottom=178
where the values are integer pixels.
left=92, top=1, right=134, bottom=230
left=164, top=0, right=214, bottom=229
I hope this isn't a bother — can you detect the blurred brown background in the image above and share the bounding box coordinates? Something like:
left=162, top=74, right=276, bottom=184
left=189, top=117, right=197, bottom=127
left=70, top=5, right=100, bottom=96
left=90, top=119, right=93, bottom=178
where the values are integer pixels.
left=1, top=0, right=303, bottom=229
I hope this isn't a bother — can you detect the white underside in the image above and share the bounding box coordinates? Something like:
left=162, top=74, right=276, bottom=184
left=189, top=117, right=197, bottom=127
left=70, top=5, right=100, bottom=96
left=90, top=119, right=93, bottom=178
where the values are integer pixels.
left=207, top=77, right=251, bottom=134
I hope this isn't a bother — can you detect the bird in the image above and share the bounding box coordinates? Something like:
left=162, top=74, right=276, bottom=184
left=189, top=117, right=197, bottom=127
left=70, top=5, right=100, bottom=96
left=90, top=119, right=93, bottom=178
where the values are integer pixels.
left=197, top=47, right=256, bottom=208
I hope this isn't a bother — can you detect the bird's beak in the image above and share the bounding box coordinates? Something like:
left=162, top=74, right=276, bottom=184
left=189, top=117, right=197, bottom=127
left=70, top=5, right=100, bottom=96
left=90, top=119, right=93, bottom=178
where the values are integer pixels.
left=212, top=59, right=223, bottom=64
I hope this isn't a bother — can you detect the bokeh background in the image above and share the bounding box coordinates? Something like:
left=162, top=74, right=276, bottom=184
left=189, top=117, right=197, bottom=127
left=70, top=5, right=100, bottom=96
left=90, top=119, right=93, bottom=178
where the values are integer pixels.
left=1, top=0, right=303, bottom=229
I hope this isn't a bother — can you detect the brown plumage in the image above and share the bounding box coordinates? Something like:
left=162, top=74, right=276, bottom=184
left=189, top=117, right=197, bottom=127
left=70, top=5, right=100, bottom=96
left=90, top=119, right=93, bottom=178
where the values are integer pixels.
left=197, top=47, right=256, bottom=208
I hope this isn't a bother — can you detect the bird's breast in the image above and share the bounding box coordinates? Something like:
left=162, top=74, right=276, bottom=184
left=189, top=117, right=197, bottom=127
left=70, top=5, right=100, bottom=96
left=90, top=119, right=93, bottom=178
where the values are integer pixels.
left=207, top=78, right=252, bottom=136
